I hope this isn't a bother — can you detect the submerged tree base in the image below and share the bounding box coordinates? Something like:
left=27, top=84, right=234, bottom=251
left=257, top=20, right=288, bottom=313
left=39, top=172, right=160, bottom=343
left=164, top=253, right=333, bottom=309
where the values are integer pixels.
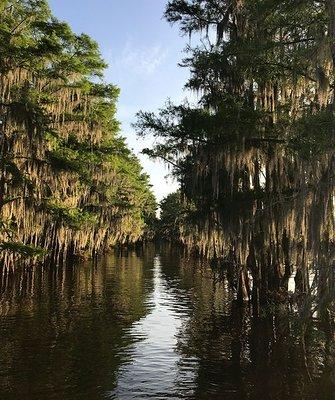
left=0, top=245, right=334, bottom=400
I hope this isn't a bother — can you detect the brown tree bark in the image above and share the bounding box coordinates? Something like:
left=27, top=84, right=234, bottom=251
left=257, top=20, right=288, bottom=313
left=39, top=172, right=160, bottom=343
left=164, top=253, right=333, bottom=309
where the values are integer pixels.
left=326, top=0, right=335, bottom=107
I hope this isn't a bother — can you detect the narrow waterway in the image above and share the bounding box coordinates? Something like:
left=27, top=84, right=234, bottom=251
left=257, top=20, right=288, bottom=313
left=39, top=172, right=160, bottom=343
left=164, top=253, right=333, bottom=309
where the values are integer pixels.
left=0, top=246, right=333, bottom=399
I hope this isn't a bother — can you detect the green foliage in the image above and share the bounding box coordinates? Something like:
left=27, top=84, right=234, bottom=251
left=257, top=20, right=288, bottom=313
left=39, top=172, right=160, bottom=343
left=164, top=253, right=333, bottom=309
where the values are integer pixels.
left=0, top=242, right=45, bottom=258
left=136, top=0, right=335, bottom=243
left=44, top=201, right=97, bottom=230
left=0, top=0, right=157, bottom=266
left=158, top=191, right=195, bottom=240
left=291, top=110, right=335, bottom=157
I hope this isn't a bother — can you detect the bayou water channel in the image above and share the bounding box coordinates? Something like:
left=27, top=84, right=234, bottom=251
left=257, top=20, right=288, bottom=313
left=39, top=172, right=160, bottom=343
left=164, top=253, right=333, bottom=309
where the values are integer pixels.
left=0, top=245, right=334, bottom=400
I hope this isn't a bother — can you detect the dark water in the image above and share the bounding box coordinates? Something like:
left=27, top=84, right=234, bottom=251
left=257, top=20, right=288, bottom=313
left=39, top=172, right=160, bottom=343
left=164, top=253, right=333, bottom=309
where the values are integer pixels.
left=0, top=246, right=334, bottom=400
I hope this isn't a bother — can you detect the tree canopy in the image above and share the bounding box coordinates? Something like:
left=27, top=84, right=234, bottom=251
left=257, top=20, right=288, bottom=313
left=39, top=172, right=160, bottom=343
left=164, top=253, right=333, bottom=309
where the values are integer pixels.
left=136, top=0, right=335, bottom=305
left=0, top=0, right=157, bottom=267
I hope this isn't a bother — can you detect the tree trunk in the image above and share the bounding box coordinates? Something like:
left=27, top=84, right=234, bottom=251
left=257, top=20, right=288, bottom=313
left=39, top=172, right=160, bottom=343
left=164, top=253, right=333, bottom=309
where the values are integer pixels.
left=326, top=0, right=335, bottom=107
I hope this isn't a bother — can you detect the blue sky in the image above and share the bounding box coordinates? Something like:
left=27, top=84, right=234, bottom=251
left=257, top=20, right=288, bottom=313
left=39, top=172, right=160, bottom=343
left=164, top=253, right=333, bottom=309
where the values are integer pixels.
left=48, top=0, right=190, bottom=201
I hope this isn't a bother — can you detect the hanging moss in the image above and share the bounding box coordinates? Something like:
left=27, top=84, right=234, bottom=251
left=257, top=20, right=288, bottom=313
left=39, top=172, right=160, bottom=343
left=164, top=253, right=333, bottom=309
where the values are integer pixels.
left=137, top=0, right=335, bottom=305
left=0, top=0, right=157, bottom=268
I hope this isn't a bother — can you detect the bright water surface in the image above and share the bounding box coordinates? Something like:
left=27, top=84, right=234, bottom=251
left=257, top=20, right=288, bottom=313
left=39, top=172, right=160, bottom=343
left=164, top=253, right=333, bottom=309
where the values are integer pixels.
left=0, top=246, right=333, bottom=399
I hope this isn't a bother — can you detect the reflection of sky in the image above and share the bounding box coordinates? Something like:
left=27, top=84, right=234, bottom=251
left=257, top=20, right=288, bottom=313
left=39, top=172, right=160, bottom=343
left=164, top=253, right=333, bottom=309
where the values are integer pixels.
left=48, top=0, right=191, bottom=201
left=109, top=256, right=195, bottom=399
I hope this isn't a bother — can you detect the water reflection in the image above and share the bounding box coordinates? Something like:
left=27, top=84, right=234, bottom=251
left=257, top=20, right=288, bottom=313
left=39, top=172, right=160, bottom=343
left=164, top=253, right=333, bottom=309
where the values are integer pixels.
left=0, top=246, right=334, bottom=399
left=0, top=249, right=155, bottom=399
left=110, top=255, right=192, bottom=399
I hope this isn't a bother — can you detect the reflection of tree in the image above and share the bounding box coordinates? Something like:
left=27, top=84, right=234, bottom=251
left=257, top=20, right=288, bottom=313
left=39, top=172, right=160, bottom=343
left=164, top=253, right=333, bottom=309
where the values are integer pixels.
left=165, top=251, right=335, bottom=400
left=0, top=250, right=155, bottom=399
left=0, top=245, right=333, bottom=399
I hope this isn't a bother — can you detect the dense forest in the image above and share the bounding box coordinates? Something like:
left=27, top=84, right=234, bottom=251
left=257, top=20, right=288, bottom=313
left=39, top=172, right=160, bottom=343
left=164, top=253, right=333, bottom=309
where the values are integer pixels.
left=1, top=0, right=334, bottom=312
left=0, top=0, right=156, bottom=269
left=137, top=0, right=335, bottom=306
left=0, top=1, right=334, bottom=398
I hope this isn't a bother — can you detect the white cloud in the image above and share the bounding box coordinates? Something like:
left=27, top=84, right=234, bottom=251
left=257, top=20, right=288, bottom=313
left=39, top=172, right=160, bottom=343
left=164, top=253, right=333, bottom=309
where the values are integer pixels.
left=119, top=41, right=167, bottom=76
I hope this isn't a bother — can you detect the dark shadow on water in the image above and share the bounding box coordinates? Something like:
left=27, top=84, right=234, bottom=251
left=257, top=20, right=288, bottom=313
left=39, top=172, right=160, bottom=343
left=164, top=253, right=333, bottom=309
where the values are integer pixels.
left=0, top=244, right=334, bottom=399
